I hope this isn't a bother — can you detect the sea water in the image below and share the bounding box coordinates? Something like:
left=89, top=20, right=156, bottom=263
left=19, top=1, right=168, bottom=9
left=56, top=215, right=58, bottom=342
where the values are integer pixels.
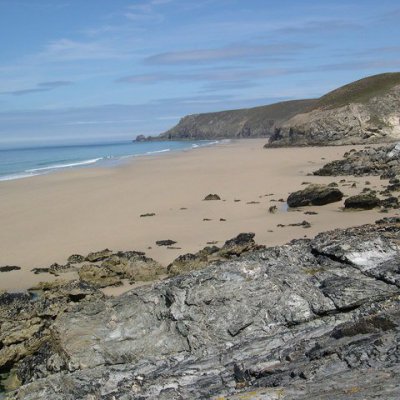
left=0, top=140, right=220, bottom=182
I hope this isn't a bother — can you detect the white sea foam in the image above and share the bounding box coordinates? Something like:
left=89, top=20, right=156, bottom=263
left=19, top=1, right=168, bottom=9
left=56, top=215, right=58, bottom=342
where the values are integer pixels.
left=145, top=149, right=171, bottom=155
left=26, top=158, right=103, bottom=172
left=0, top=172, right=41, bottom=181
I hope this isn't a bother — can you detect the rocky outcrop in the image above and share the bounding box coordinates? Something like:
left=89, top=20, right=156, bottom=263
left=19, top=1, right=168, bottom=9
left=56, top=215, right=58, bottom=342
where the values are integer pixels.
left=314, top=142, right=400, bottom=178
left=287, top=184, right=344, bottom=207
left=266, top=73, right=400, bottom=147
left=158, top=100, right=316, bottom=140
left=4, top=220, right=400, bottom=399
left=167, top=232, right=262, bottom=276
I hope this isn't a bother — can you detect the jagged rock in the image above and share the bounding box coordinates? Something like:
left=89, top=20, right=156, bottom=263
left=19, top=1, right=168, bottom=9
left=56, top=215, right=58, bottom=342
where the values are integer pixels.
left=67, top=254, right=85, bottom=264
left=78, top=264, right=121, bottom=288
left=0, top=281, right=102, bottom=392
left=101, top=251, right=165, bottom=282
left=219, top=232, right=261, bottom=257
left=287, top=184, right=344, bottom=207
left=7, top=221, right=400, bottom=399
left=344, top=193, right=381, bottom=210
left=85, top=249, right=113, bottom=263
left=48, top=263, right=74, bottom=275
left=314, top=142, right=400, bottom=178
left=203, top=194, right=221, bottom=201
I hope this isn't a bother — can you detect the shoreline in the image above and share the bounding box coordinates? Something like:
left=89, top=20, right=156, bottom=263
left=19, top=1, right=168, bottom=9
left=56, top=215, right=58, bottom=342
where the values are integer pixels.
left=0, top=139, right=397, bottom=293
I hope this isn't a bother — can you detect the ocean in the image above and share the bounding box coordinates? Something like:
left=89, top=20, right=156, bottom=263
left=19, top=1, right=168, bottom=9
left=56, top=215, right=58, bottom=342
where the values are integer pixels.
left=0, top=140, right=221, bottom=182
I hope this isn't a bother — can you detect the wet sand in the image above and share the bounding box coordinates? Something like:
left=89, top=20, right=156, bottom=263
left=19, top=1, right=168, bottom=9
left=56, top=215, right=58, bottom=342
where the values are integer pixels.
left=0, top=139, right=396, bottom=292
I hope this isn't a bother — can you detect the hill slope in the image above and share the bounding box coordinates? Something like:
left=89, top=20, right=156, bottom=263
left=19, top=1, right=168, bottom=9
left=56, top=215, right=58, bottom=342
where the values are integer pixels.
left=158, top=99, right=317, bottom=140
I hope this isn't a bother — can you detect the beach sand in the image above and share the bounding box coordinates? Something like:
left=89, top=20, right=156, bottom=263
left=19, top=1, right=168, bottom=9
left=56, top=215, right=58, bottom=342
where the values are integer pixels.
left=0, top=139, right=396, bottom=293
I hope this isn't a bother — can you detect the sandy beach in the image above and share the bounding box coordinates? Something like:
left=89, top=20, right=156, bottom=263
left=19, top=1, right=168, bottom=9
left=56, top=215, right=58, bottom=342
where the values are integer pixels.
left=0, top=139, right=396, bottom=293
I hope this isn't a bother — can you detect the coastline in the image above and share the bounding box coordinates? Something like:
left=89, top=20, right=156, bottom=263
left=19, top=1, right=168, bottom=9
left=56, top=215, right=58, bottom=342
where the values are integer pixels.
left=0, top=139, right=396, bottom=293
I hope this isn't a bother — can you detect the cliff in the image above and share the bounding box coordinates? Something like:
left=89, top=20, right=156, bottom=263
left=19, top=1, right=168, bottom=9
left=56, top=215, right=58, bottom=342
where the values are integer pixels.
left=267, top=72, right=400, bottom=146
left=148, top=72, right=400, bottom=146
left=158, top=99, right=316, bottom=140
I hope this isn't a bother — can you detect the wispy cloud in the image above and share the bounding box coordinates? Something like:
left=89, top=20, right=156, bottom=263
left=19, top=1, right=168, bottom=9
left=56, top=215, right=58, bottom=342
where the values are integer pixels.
left=37, top=39, right=128, bottom=62
left=124, top=0, right=174, bottom=23
left=273, top=19, right=362, bottom=35
left=144, top=43, right=313, bottom=65
left=0, top=81, right=72, bottom=96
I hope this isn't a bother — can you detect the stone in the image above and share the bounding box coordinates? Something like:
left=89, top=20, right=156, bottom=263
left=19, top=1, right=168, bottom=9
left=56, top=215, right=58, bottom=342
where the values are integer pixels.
left=203, top=194, right=221, bottom=200
left=78, top=264, right=122, bottom=288
left=287, top=184, right=344, bottom=207
left=344, top=194, right=381, bottom=210
left=0, top=266, right=21, bottom=272
left=67, top=254, right=85, bottom=264
left=156, top=240, right=177, bottom=247
left=85, top=249, right=113, bottom=263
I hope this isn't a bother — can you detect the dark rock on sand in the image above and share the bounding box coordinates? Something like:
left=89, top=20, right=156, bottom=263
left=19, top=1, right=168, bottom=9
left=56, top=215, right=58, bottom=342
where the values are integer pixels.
left=287, top=184, right=344, bottom=208
left=140, top=213, right=156, bottom=217
left=288, top=220, right=311, bottom=228
left=85, top=249, right=113, bottom=263
left=381, top=196, right=399, bottom=209
left=0, top=266, right=21, bottom=273
left=344, top=193, right=381, bottom=210
left=156, top=240, right=177, bottom=247
left=31, top=268, right=49, bottom=275
left=203, top=194, right=221, bottom=201
left=8, top=220, right=400, bottom=399
left=67, top=254, right=85, bottom=264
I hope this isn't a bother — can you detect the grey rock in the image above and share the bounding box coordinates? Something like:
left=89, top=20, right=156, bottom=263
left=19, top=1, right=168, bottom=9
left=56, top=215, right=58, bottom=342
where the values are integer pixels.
left=314, top=142, right=400, bottom=178
left=6, top=220, right=400, bottom=399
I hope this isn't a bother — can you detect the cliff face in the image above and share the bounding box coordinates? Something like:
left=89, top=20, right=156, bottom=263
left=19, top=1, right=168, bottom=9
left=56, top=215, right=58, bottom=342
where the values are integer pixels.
left=267, top=73, right=400, bottom=147
left=159, top=99, right=316, bottom=140
left=155, top=73, right=400, bottom=146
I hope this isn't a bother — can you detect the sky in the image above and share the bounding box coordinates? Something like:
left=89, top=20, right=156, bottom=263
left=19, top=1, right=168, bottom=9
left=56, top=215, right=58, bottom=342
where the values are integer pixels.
left=0, top=0, right=399, bottom=148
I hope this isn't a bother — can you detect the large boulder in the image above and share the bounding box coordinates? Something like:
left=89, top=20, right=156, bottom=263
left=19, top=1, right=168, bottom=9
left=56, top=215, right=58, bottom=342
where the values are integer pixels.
left=344, top=193, right=381, bottom=210
left=287, top=184, right=344, bottom=207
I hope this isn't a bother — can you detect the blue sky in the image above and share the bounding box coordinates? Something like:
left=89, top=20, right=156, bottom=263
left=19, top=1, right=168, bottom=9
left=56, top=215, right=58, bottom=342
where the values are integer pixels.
left=0, top=0, right=399, bottom=147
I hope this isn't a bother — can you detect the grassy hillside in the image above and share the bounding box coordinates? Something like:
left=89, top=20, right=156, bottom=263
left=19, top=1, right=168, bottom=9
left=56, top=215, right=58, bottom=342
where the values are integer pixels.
left=314, top=72, right=400, bottom=110
left=160, top=99, right=317, bottom=139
